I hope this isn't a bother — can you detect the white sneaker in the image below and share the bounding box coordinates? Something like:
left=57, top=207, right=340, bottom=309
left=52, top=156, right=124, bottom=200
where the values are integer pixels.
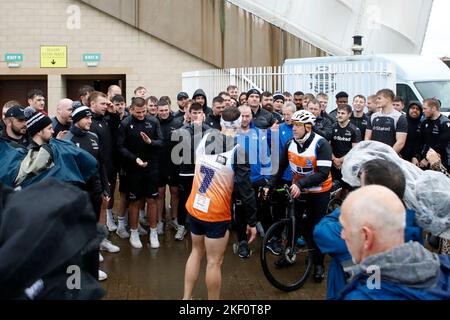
left=100, top=239, right=120, bottom=253
left=116, top=226, right=130, bottom=239
left=169, top=218, right=180, bottom=231
left=99, top=253, right=104, bottom=263
left=130, top=231, right=143, bottom=249
left=98, top=269, right=108, bottom=281
left=149, top=230, right=160, bottom=249
left=138, top=224, right=148, bottom=236
left=106, top=216, right=118, bottom=232
left=157, top=221, right=164, bottom=235
left=175, top=225, right=187, bottom=241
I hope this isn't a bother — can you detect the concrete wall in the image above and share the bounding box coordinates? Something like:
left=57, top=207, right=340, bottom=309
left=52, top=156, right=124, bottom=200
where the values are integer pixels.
left=80, top=0, right=328, bottom=68
left=0, top=0, right=214, bottom=116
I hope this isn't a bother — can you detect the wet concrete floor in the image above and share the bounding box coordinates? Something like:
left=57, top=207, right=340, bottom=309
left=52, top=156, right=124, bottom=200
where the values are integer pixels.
left=100, top=225, right=327, bottom=300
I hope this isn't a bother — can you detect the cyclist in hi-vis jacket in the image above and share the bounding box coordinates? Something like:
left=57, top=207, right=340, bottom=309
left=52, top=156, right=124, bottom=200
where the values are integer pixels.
left=265, top=110, right=333, bottom=283
left=183, top=106, right=257, bottom=300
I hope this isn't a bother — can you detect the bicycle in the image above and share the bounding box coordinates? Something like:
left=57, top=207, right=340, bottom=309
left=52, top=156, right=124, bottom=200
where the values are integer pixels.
left=260, top=185, right=314, bottom=292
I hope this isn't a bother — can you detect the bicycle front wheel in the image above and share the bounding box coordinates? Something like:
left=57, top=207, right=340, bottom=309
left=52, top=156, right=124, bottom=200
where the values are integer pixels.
left=260, top=219, right=313, bottom=292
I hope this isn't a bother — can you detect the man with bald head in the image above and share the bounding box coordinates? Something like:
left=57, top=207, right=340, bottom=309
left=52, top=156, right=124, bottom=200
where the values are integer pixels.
left=338, top=185, right=450, bottom=300
left=340, top=186, right=406, bottom=265
left=313, top=159, right=423, bottom=299
left=52, top=98, right=73, bottom=138
left=107, top=85, right=122, bottom=101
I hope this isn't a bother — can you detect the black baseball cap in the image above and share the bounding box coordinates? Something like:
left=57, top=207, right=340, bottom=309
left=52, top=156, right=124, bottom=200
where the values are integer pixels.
left=5, top=106, right=26, bottom=120
left=177, top=92, right=189, bottom=100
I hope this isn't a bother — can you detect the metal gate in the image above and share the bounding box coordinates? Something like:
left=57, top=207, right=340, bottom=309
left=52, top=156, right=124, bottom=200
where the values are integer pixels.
left=182, top=61, right=396, bottom=110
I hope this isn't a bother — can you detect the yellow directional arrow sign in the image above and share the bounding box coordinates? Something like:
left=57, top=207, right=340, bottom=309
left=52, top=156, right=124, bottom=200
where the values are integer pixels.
left=40, top=46, right=67, bottom=68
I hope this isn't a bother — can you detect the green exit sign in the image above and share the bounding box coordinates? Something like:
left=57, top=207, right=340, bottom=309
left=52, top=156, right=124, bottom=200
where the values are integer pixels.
left=83, top=54, right=101, bottom=62
left=5, top=54, right=23, bottom=62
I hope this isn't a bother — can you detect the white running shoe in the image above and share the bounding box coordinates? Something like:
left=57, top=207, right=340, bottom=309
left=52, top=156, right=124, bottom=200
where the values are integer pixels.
left=130, top=231, right=143, bottom=249
left=156, top=221, right=164, bottom=235
left=149, top=230, right=160, bottom=249
left=106, top=216, right=118, bottom=232
left=138, top=224, right=148, bottom=236
left=175, top=225, right=187, bottom=241
left=99, top=253, right=104, bottom=263
left=100, top=239, right=120, bottom=253
left=116, top=226, right=130, bottom=239
left=98, top=269, right=108, bottom=281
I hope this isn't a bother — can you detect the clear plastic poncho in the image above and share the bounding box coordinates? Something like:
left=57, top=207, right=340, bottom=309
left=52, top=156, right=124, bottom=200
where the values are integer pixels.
left=341, top=141, right=450, bottom=239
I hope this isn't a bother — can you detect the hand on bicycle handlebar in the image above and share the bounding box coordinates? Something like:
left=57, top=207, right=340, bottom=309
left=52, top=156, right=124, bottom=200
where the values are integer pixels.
left=261, top=187, right=271, bottom=201
left=290, top=184, right=301, bottom=199
left=246, top=225, right=257, bottom=244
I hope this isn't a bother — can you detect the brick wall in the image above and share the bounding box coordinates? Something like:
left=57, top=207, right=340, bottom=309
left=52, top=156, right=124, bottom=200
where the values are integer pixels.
left=0, top=0, right=214, bottom=115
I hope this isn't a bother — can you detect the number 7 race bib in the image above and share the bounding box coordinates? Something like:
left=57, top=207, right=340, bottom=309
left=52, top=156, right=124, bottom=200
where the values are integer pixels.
left=193, top=193, right=211, bottom=213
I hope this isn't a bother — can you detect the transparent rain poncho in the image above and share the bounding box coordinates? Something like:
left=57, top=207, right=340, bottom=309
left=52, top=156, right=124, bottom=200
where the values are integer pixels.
left=341, top=141, right=450, bottom=239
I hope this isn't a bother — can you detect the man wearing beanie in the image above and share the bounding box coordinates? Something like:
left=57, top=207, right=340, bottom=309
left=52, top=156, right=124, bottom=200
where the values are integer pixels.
left=26, top=109, right=53, bottom=146
left=272, top=92, right=285, bottom=123
left=246, top=88, right=276, bottom=129
left=65, top=105, right=111, bottom=282
left=67, top=106, right=110, bottom=198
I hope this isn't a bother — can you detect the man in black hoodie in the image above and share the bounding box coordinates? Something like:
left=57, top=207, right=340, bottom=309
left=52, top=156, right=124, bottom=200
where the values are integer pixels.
left=402, top=101, right=423, bottom=163
left=246, top=88, right=277, bottom=130
left=418, top=98, right=450, bottom=170
left=308, top=99, right=333, bottom=141
left=64, top=105, right=110, bottom=282
left=205, top=96, right=225, bottom=130
left=192, top=89, right=213, bottom=116
left=88, top=91, right=121, bottom=253
left=171, top=102, right=213, bottom=241
left=156, top=99, right=183, bottom=235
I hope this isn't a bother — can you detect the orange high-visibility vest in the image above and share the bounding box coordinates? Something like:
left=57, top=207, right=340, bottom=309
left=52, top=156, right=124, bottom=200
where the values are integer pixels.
left=287, top=134, right=332, bottom=193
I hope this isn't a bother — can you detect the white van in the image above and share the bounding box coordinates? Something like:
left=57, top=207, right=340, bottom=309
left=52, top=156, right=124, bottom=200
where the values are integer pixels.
left=283, top=54, right=450, bottom=117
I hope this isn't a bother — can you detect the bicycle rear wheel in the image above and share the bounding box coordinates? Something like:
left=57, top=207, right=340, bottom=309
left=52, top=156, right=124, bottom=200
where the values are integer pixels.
left=260, top=220, right=313, bottom=292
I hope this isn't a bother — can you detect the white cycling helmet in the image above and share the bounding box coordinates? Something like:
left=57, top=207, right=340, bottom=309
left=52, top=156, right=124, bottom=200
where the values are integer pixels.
left=291, top=110, right=316, bottom=125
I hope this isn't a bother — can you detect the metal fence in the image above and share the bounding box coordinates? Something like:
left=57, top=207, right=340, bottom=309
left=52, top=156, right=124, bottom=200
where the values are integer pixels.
left=182, top=60, right=396, bottom=110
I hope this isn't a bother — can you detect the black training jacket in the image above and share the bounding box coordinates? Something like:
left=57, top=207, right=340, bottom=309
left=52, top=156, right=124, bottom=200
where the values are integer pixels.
left=116, top=115, right=163, bottom=173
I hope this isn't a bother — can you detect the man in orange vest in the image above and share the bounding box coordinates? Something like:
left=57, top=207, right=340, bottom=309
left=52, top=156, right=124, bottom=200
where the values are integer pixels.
left=183, top=106, right=257, bottom=300
left=265, top=110, right=333, bottom=283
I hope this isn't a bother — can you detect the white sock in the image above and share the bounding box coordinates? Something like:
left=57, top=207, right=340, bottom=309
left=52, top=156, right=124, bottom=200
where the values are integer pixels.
left=107, top=209, right=114, bottom=221
left=130, top=228, right=138, bottom=235
left=150, top=227, right=157, bottom=234
left=118, top=216, right=126, bottom=229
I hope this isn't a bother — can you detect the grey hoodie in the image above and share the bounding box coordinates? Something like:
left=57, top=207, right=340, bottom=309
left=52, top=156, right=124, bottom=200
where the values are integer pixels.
left=347, top=241, right=441, bottom=288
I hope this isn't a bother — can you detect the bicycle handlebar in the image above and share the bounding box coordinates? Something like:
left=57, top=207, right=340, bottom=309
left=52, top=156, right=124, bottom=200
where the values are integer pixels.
left=264, top=184, right=294, bottom=203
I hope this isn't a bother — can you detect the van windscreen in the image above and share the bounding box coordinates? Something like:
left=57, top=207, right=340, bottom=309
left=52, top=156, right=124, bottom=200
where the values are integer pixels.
left=415, top=81, right=450, bottom=112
